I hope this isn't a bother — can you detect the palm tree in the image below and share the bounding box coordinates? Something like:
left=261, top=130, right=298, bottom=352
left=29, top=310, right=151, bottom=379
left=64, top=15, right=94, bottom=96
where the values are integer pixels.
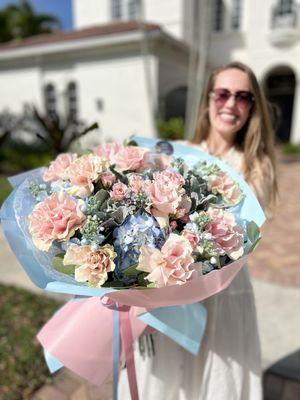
left=0, top=0, right=61, bottom=43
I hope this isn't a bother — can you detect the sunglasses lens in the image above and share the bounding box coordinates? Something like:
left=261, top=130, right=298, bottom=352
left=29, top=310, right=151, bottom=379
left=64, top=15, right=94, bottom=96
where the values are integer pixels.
left=212, top=89, right=230, bottom=105
left=211, top=89, right=254, bottom=109
left=235, top=92, right=254, bottom=108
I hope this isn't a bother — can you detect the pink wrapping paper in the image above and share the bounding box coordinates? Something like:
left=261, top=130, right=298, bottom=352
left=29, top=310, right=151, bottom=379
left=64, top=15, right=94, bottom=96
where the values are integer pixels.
left=37, top=256, right=246, bottom=386
left=106, top=255, right=247, bottom=307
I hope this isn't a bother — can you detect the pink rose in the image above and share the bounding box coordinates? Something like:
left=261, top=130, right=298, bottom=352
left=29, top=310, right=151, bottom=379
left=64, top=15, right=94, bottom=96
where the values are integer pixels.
left=28, top=192, right=86, bottom=251
left=206, top=207, right=244, bottom=260
left=93, top=142, right=123, bottom=160
left=43, top=153, right=75, bottom=182
left=63, top=244, right=116, bottom=287
left=148, top=171, right=185, bottom=215
left=207, top=171, right=243, bottom=205
left=181, top=230, right=199, bottom=249
left=137, top=233, right=194, bottom=287
left=67, top=154, right=108, bottom=197
left=128, top=174, right=144, bottom=194
left=110, top=182, right=128, bottom=201
left=99, top=172, right=116, bottom=188
left=112, top=146, right=149, bottom=172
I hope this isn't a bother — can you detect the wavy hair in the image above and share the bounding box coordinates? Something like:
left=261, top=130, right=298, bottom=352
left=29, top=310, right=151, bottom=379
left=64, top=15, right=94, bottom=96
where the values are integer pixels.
left=192, top=61, right=278, bottom=216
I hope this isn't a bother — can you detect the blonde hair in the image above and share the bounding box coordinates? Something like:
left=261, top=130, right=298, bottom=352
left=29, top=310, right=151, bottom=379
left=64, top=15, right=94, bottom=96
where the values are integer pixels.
left=192, top=61, right=278, bottom=216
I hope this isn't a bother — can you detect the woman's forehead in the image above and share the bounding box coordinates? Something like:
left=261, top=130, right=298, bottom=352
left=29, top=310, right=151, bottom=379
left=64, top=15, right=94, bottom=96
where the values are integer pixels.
left=213, top=68, right=251, bottom=91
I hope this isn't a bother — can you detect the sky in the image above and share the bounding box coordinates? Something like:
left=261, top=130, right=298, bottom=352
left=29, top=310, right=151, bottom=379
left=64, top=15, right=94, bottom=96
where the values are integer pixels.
left=0, top=0, right=73, bottom=30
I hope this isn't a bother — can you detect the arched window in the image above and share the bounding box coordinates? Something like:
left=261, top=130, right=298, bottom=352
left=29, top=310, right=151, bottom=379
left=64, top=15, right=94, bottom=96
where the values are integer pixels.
left=232, top=0, right=242, bottom=30
left=111, top=0, right=122, bottom=20
left=44, top=83, right=56, bottom=119
left=66, top=81, right=78, bottom=123
left=212, top=0, right=224, bottom=31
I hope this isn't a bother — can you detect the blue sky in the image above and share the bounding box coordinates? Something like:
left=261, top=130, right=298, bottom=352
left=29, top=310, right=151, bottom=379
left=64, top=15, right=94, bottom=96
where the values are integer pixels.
left=0, top=0, right=73, bottom=30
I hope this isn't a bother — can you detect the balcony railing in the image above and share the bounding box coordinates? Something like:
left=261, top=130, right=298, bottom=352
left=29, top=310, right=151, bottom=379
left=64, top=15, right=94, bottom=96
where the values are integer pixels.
left=269, top=4, right=300, bottom=46
left=271, top=6, right=297, bottom=28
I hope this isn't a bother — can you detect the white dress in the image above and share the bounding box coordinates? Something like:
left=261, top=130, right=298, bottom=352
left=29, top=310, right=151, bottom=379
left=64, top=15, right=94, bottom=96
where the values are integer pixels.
left=118, top=143, right=263, bottom=400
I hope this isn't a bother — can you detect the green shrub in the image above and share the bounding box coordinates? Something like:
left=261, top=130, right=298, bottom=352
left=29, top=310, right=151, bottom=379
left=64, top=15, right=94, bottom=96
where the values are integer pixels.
left=0, top=176, right=12, bottom=206
left=282, top=143, right=300, bottom=154
left=0, top=145, right=52, bottom=174
left=157, top=117, right=185, bottom=141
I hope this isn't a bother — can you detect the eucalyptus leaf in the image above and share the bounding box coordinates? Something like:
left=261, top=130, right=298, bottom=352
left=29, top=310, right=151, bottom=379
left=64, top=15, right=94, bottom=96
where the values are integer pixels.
left=112, top=206, right=128, bottom=224
left=247, top=221, right=260, bottom=243
left=94, top=189, right=110, bottom=205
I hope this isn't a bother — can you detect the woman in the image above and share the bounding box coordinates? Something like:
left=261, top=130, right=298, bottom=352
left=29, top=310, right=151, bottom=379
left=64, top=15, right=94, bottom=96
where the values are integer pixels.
left=119, top=61, right=278, bottom=400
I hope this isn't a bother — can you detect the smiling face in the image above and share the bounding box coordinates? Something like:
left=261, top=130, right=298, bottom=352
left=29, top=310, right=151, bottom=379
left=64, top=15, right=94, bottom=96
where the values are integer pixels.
left=208, top=68, right=253, bottom=143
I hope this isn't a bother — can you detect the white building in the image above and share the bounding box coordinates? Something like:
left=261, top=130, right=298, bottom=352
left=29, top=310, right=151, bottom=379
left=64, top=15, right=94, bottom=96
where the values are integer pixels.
left=0, top=0, right=299, bottom=143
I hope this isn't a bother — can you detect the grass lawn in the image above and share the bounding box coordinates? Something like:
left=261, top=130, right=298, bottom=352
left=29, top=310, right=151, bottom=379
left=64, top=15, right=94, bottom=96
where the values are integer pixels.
left=0, top=176, right=12, bottom=206
left=0, top=284, right=62, bottom=400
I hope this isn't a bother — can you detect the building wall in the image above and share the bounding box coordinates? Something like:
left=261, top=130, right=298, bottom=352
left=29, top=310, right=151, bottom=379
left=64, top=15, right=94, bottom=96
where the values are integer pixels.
left=73, top=0, right=185, bottom=41
left=74, top=53, right=159, bottom=143
left=0, top=66, right=41, bottom=112
left=73, top=0, right=110, bottom=28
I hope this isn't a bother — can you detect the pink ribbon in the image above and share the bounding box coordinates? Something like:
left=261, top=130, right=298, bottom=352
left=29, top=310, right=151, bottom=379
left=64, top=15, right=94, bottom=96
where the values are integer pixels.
left=120, top=307, right=139, bottom=400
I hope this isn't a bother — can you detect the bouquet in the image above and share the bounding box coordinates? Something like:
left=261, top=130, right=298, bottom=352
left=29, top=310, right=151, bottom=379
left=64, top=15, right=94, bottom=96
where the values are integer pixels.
left=0, top=137, right=265, bottom=398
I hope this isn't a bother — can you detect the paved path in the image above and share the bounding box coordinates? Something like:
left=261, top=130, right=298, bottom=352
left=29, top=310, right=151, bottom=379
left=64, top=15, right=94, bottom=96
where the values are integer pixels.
left=1, top=152, right=299, bottom=399
left=248, top=154, right=300, bottom=286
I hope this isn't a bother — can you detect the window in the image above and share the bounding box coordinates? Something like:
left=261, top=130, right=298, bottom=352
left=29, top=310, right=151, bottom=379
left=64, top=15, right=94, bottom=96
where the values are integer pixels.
left=111, top=0, right=122, bottom=20
left=66, top=82, right=78, bottom=123
left=232, top=0, right=242, bottom=30
left=278, top=0, right=294, bottom=15
left=128, top=0, right=140, bottom=20
left=44, top=83, right=56, bottom=119
left=212, top=0, right=224, bottom=31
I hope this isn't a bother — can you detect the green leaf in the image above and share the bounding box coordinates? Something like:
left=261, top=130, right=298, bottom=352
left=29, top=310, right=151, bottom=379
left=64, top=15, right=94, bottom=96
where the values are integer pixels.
left=247, top=237, right=261, bottom=254
left=101, top=280, right=125, bottom=288
left=146, top=282, right=157, bottom=288
left=123, top=264, right=139, bottom=277
left=52, top=253, right=75, bottom=276
left=247, top=221, right=260, bottom=243
left=137, top=273, right=149, bottom=287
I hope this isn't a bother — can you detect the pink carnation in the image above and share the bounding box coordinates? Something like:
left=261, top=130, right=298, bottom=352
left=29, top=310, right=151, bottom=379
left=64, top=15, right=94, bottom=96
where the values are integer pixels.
left=137, top=233, right=194, bottom=287
left=43, top=153, right=75, bottom=182
left=110, top=182, right=128, bottom=201
left=28, top=192, right=86, bottom=251
left=206, top=207, right=244, bottom=260
left=67, top=154, right=108, bottom=197
left=93, top=142, right=123, bottom=160
left=148, top=171, right=185, bottom=215
left=63, top=244, right=116, bottom=287
left=207, top=171, right=243, bottom=205
left=155, top=170, right=185, bottom=187
left=112, top=146, right=149, bottom=172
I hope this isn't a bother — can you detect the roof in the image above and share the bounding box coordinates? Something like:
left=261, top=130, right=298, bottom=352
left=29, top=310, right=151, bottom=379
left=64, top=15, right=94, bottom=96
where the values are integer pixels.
left=0, top=21, right=161, bottom=51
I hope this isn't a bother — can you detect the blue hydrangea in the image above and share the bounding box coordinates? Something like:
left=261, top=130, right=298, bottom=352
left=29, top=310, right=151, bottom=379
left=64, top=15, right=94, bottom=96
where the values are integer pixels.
left=113, top=211, right=165, bottom=276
